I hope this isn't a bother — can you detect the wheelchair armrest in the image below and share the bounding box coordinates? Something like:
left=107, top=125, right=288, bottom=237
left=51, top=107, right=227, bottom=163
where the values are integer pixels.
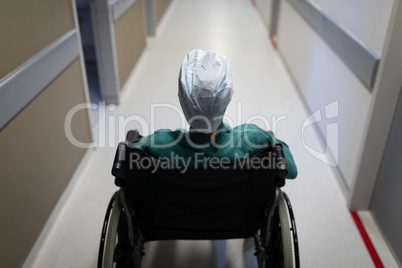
left=112, top=142, right=126, bottom=178
left=272, top=143, right=288, bottom=179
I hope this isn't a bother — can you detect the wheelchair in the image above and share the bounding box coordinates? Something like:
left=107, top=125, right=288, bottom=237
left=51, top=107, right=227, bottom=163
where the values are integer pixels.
left=98, top=130, right=299, bottom=268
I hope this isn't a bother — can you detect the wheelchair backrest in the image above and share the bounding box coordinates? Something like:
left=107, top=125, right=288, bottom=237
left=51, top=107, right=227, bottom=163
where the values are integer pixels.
left=112, top=142, right=285, bottom=241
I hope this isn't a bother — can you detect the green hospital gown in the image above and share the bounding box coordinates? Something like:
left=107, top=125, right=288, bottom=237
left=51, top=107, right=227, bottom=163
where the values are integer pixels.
left=133, top=123, right=297, bottom=179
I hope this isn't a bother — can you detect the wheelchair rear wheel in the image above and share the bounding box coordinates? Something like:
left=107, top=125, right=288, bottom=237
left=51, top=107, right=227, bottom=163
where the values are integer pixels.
left=99, top=191, right=143, bottom=268
left=278, top=191, right=293, bottom=268
left=258, top=191, right=299, bottom=268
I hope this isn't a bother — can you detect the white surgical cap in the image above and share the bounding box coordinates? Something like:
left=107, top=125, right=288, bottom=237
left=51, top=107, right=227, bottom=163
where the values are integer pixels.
left=178, top=49, right=233, bottom=133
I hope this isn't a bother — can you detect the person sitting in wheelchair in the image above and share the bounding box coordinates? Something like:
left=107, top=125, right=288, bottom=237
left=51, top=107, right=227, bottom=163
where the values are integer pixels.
left=131, top=49, right=297, bottom=179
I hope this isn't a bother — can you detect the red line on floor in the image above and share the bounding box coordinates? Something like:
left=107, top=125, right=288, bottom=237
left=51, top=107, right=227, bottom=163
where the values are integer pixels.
left=269, top=35, right=277, bottom=49
left=350, top=211, right=384, bottom=268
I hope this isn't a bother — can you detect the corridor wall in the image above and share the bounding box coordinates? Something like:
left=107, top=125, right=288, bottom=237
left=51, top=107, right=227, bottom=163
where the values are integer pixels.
left=112, top=0, right=172, bottom=87
left=0, top=0, right=92, bottom=267
left=91, top=0, right=147, bottom=103
left=255, top=0, right=272, bottom=28
left=275, top=0, right=394, bottom=196
left=308, top=0, right=393, bottom=55
left=155, top=0, right=172, bottom=26
left=114, top=0, right=146, bottom=89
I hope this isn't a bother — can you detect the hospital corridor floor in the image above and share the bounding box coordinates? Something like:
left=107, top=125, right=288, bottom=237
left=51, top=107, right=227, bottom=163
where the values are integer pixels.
left=23, top=0, right=392, bottom=267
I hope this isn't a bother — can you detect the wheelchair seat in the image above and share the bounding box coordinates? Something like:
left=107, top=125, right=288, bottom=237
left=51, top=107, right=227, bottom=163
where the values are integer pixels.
left=98, top=133, right=299, bottom=268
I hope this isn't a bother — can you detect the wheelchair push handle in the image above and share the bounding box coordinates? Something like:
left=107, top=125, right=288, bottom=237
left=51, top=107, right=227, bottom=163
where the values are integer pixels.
left=273, top=143, right=288, bottom=179
left=112, top=142, right=126, bottom=178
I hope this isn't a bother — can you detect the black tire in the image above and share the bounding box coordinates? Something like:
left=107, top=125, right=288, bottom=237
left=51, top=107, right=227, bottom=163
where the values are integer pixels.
left=102, top=192, right=121, bottom=268
left=98, top=192, right=118, bottom=268
left=283, top=192, right=300, bottom=268
left=101, top=192, right=142, bottom=268
left=278, top=192, right=293, bottom=268
left=263, top=191, right=295, bottom=268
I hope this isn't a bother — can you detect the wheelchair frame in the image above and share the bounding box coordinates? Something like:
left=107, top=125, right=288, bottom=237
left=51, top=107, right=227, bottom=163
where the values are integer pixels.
left=98, top=132, right=299, bottom=268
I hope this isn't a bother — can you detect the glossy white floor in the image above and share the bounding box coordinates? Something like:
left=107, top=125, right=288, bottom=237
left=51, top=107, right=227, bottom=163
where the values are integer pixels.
left=24, top=0, right=397, bottom=267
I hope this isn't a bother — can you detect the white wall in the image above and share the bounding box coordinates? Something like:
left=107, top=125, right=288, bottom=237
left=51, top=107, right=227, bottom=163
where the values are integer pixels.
left=309, top=0, right=394, bottom=55
left=350, top=0, right=402, bottom=209
left=276, top=0, right=395, bottom=193
left=255, top=0, right=272, bottom=29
